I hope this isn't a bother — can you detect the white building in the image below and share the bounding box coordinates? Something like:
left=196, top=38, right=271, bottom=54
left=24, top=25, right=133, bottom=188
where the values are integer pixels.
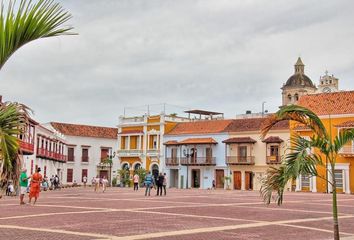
left=47, top=122, right=118, bottom=185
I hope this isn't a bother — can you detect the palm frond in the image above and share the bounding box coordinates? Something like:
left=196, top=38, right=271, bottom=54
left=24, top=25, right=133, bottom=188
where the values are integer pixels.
left=333, top=128, right=354, bottom=153
left=0, top=0, right=75, bottom=70
left=261, top=105, right=327, bottom=139
left=0, top=102, right=30, bottom=188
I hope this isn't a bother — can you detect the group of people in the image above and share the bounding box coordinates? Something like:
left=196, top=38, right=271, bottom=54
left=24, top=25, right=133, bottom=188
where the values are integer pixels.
left=92, top=175, right=109, bottom=192
left=19, top=167, right=43, bottom=205
left=50, top=175, right=61, bottom=190
left=143, top=172, right=167, bottom=197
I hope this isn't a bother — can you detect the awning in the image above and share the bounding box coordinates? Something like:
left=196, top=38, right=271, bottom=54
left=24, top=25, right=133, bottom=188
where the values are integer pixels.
left=335, top=120, right=354, bottom=128
left=222, top=137, right=257, bottom=144
left=179, top=138, right=218, bottom=145
left=262, top=136, right=284, bottom=143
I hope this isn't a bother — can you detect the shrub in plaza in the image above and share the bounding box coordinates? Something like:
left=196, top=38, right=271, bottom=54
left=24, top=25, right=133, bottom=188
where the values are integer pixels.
left=260, top=105, right=354, bottom=240
left=134, top=168, right=147, bottom=187
left=0, top=0, right=74, bottom=195
left=118, top=169, right=130, bottom=187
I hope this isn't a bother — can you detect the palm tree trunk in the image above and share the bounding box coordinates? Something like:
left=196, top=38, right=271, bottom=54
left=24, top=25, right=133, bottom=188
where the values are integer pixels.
left=331, top=166, right=340, bottom=240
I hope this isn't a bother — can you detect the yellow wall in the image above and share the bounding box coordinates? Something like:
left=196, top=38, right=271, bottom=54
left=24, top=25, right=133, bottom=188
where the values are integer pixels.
left=292, top=116, right=354, bottom=193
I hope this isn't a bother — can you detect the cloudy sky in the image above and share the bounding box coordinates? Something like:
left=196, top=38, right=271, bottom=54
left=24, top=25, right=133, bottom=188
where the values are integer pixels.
left=1, top=0, right=354, bottom=127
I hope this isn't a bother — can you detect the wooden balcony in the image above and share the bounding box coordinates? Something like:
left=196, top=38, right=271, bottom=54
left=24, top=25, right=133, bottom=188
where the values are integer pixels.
left=266, top=155, right=282, bottom=164
left=226, top=156, right=255, bottom=165
left=37, top=148, right=67, bottom=162
left=19, top=140, right=34, bottom=155
left=165, top=157, right=179, bottom=166
left=180, top=157, right=216, bottom=166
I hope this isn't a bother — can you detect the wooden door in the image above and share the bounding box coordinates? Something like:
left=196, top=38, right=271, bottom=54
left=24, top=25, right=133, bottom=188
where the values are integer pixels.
left=245, top=171, right=253, bottom=190
left=215, top=170, right=224, bottom=188
left=233, top=171, right=241, bottom=190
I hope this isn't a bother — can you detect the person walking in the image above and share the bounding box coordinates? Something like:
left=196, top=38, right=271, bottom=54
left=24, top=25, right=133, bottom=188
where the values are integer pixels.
left=144, top=171, right=154, bottom=196
left=29, top=167, right=43, bottom=205
left=19, top=168, right=30, bottom=205
left=163, top=173, right=167, bottom=196
left=156, top=173, right=164, bottom=196
left=83, top=175, right=87, bottom=188
left=133, top=173, right=139, bottom=191
left=102, top=176, right=108, bottom=193
left=94, top=175, right=100, bottom=192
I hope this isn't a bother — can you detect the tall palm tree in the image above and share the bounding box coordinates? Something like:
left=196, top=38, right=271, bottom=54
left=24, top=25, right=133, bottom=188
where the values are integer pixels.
left=0, top=0, right=74, bottom=194
left=0, top=0, right=74, bottom=70
left=260, top=105, right=354, bottom=240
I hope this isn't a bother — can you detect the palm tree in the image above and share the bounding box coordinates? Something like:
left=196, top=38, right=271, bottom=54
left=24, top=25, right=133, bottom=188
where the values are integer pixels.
left=0, top=102, right=30, bottom=191
left=0, top=0, right=74, bottom=194
left=0, top=0, right=74, bottom=70
left=260, top=105, right=354, bottom=240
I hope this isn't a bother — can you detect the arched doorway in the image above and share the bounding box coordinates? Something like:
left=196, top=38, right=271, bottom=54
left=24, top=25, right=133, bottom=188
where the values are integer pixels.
left=151, top=164, right=159, bottom=180
left=134, top=163, right=141, bottom=172
left=121, top=163, right=130, bottom=170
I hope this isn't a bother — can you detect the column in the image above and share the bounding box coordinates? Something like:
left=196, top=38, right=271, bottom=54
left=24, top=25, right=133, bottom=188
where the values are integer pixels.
left=241, top=171, right=245, bottom=190
left=345, top=169, right=350, bottom=194
left=127, top=136, right=131, bottom=150
left=295, top=176, right=301, bottom=191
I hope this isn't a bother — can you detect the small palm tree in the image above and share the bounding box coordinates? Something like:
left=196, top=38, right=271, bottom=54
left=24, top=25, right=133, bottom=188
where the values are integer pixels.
left=0, top=0, right=74, bottom=70
left=260, top=105, right=354, bottom=240
left=0, top=102, right=30, bottom=191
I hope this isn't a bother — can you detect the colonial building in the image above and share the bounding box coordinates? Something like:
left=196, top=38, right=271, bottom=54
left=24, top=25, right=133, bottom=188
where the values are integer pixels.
left=117, top=113, right=190, bottom=178
left=163, top=119, right=233, bottom=189
left=316, top=70, right=339, bottom=93
left=47, top=122, right=117, bottom=185
left=295, top=91, right=354, bottom=194
left=281, top=57, right=317, bottom=106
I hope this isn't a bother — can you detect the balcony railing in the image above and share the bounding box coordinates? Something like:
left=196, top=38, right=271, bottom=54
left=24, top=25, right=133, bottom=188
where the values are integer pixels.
left=36, top=148, right=67, bottom=162
left=226, top=156, right=255, bottom=165
left=180, top=157, right=216, bottom=165
left=266, top=155, right=281, bottom=164
left=147, top=149, right=160, bottom=156
left=165, top=157, right=179, bottom=166
left=117, top=149, right=143, bottom=157
left=339, top=145, right=354, bottom=156
left=19, top=140, right=34, bottom=154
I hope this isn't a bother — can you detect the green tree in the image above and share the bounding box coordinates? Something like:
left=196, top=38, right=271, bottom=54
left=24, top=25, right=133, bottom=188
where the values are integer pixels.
left=134, top=167, right=147, bottom=185
left=260, top=105, right=354, bottom=240
left=0, top=102, right=29, bottom=191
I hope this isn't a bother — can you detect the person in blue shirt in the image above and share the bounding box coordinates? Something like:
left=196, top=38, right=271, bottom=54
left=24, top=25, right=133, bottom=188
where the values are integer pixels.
left=144, top=171, right=154, bottom=196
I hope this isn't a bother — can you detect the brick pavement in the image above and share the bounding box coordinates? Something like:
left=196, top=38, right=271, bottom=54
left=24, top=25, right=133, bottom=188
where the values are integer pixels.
left=0, top=187, right=353, bottom=240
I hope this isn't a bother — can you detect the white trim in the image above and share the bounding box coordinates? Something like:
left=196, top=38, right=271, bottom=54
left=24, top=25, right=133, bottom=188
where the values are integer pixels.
left=327, top=163, right=350, bottom=194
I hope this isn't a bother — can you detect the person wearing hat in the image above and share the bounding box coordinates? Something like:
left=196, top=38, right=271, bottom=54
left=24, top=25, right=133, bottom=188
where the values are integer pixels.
left=29, top=167, right=43, bottom=205
left=19, top=168, right=30, bottom=205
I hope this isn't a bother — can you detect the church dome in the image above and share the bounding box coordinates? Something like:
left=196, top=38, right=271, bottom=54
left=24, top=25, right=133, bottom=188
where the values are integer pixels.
left=285, top=73, right=315, bottom=88
left=283, top=57, right=316, bottom=88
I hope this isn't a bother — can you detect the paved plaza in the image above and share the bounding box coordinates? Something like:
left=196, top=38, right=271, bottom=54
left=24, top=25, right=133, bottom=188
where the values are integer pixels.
left=0, top=187, right=354, bottom=240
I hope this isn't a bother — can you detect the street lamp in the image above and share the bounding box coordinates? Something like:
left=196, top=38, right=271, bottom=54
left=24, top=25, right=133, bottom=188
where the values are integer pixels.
left=262, top=101, right=266, bottom=117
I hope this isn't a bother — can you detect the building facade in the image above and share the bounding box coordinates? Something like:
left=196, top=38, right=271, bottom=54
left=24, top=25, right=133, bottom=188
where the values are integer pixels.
left=293, top=91, right=354, bottom=194
left=48, top=122, right=117, bottom=185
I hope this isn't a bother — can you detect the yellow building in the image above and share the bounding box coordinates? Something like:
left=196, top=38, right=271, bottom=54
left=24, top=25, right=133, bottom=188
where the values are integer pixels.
left=117, top=113, right=189, bottom=177
left=295, top=91, right=354, bottom=194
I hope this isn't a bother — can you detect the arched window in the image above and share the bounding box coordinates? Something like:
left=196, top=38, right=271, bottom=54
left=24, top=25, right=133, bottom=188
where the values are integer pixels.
left=294, top=93, right=299, bottom=101
left=287, top=94, right=292, bottom=101
left=134, top=163, right=141, bottom=171
left=121, top=163, right=129, bottom=170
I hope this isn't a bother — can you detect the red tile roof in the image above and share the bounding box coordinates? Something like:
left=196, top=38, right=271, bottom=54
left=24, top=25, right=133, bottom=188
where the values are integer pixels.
left=164, top=140, right=180, bottom=145
left=179, top=138, right=218, bottom=145
left=225, top=118, right=289, bottom=133
left=222, top=137, right=257, bottom=144
left=51, top=122, right=118, bottom=139
left=298, top=91, right=354, bottom=115
left=262, top=136, right=284, bottom=143
left=166, top=120, right=233, bottom=135
left=335, top=120, right=354, bottom=128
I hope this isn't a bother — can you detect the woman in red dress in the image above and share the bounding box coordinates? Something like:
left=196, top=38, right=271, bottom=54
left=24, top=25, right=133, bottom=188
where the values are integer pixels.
left=29, top=167, right=43, bottom=205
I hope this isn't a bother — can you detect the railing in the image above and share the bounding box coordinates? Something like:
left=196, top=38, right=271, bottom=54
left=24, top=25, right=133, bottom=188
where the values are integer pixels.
left=147, top=149, right=160, bottom=156
left=19, top=140, right=34, bottom=154
left=117, top=149, right=143, bottom=156
left=165, top=157, right=179, bottom=166
left=180, top=157, right=216, bottom=165
left=119, top=117, right=145, bottom=125
left=226, top=156, right=255, bottom=165
left=36, top=148, right=67, bottom=162
left=266, top=155, right=281, bottom=164
left=339, top=145, right=354, bottom=155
